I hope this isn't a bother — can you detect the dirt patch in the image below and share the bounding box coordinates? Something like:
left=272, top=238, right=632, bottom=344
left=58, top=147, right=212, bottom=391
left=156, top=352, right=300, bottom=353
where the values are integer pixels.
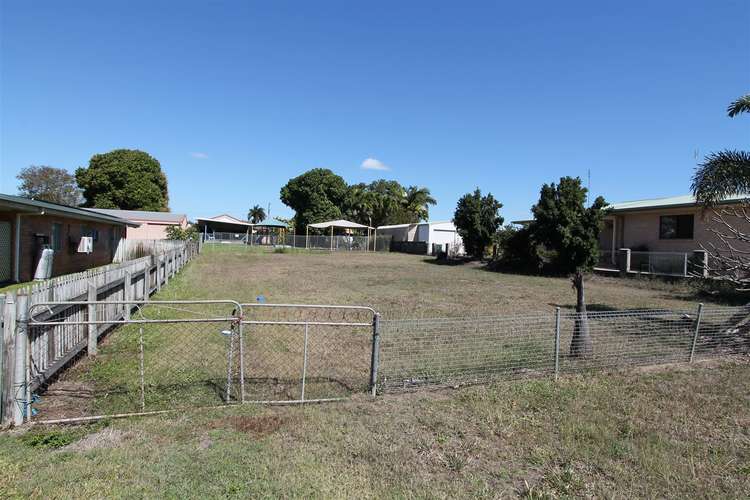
left=208, top=415, right=285, bottom=437
left=59, top=428, right=133, bottom=452
left=33, top=381, right=96, bottom=422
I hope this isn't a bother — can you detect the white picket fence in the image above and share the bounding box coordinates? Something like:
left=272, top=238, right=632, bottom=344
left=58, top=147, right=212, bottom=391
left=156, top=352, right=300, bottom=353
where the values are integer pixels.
left=0, top=239, right=201, bottom=425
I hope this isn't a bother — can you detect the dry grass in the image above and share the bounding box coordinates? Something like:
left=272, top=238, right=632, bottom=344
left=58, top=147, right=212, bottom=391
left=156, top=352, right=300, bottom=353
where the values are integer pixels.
left=2, top=247, right=748, bottom=498
left=163, top=245, right=705, bottom=318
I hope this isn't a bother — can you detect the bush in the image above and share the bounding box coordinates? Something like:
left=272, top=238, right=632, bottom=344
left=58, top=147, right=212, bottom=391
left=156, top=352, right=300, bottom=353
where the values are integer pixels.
left=491, top=225, right=542, bottom=272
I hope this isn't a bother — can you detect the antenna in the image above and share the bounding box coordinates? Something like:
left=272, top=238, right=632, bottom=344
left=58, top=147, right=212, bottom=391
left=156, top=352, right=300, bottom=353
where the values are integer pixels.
left=268, top=202, right=271, bottom=219
left=587, top=169, right=591, bottom=204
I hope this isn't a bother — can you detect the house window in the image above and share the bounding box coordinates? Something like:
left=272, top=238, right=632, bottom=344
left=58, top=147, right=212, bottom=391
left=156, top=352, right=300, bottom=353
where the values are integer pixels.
left=81, top=225, right=99, bottom=245
left=659, top=214, right=694, bottom=239
left=51, top=223, right=63, bottom=251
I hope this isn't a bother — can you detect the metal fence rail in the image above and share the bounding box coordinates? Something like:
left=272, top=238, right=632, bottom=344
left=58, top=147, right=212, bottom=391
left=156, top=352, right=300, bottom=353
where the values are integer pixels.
left=378, top=304, right=750, bottom=392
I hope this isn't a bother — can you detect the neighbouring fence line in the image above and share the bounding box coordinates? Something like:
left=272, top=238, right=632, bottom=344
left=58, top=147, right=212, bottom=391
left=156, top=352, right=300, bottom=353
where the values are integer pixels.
left=204, top=233, right=393, bottom=252
left=113, top=238, right=195, bottom=263
left=0, top=239, right=200, bottom=425
left=377, top=305, right=750, bottom=392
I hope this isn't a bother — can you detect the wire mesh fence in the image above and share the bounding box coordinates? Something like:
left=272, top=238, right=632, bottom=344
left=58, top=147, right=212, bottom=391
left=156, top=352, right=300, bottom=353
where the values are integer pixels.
left=240, top=304, right=376, bottom=402
left=14, top=296, right=750, bottom=422
left=26, top=301, right=243, bottom=423
left=378, top=304, right=750, bottom=392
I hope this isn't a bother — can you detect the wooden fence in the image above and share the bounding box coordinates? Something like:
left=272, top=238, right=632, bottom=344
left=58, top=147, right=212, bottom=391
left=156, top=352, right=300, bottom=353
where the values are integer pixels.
left=0, top=239, right=201, bottom=426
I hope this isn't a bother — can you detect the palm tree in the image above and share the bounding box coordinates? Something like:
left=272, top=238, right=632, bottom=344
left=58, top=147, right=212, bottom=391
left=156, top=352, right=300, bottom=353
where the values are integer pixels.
left=248, top=205, right=266, bottom=224
left=692, top=94, right=750, bottom=204
left=403, top=186, right=437, bottom=222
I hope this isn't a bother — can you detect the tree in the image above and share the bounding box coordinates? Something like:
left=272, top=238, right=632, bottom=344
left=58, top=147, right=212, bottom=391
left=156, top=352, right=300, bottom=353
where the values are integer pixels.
left=248, top=205, right=267, bottom=224
left=76, top=149, right=169, bottom=210
left=690, top=93, right=750, bottom=288
left=453, top=189, right=504, bottom=259
left=528, top=177, right=607, bottom=357
left=279, top=168, right=348, bottom=232
left=165, top=225, right=198, bottom=241
left=403, top=186, right=437, bottom=223
left=16, top=165, right=82, bottom=206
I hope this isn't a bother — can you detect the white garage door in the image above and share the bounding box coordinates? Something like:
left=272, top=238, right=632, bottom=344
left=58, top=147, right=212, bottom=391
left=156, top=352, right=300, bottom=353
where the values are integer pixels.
left=0, top=221, right=11, bottom=282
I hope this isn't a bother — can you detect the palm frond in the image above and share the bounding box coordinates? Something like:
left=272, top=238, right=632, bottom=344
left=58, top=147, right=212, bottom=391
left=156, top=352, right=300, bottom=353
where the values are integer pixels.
left=727, top=94, right=750, bottom=118
left=691, top=150, right=750, bottom=205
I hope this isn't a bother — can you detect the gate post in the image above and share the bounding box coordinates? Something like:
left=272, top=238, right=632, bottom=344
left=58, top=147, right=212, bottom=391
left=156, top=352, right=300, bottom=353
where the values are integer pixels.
left=369, top=312, right=381, bottom=396
left=13, top=293, right=28, bottom=425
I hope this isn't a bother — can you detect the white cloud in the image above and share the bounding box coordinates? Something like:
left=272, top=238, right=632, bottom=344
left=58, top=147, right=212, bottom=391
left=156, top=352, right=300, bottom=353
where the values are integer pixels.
left=190, top=152, right=209, bottom=159
left=360, top=157, right=390, bottom=171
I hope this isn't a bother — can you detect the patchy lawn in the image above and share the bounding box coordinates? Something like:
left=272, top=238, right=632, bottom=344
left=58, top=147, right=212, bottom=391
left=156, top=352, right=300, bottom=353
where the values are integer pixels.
left=1, top=360, right=748, bottom=498
left=3, top=247, right=747, bottom=497
left=160, top=245, right=709, bottom=317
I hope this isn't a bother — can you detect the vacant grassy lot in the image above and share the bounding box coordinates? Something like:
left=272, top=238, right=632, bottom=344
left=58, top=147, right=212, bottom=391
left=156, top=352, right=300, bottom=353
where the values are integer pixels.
left=2, top=247, right=748, bottom=498
left=161, top=245, right=709, bottom=317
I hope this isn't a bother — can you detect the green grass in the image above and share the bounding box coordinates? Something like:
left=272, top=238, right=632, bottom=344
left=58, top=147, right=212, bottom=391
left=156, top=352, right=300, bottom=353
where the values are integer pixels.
left=3, top=248, right=748, bottom=497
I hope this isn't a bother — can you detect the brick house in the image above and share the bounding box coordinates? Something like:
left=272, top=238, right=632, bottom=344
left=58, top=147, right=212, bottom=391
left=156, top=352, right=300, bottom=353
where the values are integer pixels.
left=0, top=193, right=138, bottom=284
left=88, top=208, right=188, bottom=239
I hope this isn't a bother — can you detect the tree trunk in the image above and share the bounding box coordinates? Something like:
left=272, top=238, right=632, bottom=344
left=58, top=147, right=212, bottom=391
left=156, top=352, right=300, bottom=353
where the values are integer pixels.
left=570, top=271, right=593, bottom=357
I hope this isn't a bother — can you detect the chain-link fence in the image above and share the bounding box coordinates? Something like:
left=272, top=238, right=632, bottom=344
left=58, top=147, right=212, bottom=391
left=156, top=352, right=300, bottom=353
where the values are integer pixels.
left=19, top=300, right=378, bottom=423
left=240, top=304, right=377, bottom=402
left=25, top=301, right=243, bottom=423
left=377, top=304, right=750, bottom=392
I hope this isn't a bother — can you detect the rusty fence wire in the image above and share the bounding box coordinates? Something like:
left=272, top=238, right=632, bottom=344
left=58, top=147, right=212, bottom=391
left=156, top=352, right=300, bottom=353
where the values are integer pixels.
left=377, top=304, right=750, bottom=392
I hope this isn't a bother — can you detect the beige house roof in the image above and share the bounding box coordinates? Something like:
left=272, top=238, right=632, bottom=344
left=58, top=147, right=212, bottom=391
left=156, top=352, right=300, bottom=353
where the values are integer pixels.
left=89, top=208, right=187, bottom=224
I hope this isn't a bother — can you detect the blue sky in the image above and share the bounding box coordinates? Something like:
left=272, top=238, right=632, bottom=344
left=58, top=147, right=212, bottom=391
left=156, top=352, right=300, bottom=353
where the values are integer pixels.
left=1, top=1, right=748, bottom=223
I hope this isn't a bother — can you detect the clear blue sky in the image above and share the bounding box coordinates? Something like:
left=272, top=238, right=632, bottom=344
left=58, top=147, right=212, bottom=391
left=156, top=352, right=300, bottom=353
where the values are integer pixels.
left=1, top=1, right=748, bottom=223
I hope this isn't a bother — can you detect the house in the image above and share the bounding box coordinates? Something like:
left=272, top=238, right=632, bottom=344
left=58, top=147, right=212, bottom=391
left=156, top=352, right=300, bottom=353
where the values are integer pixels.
left=599, top=194, right=750, bottom=261
left=0, top=193, right=138, bottom=284
left=376, top=221, right=464, bottom=255
left=196, top=214, right=253, bottom=243
left=89, top=209, right=188, bottom=239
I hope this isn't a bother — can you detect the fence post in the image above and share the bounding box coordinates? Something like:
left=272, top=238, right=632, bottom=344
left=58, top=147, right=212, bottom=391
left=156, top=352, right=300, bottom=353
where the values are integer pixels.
left=164, top=254, right=170, bottom=286
left=1, top=294, right=16, bottom=426
left=156, top=256, right=162, bottom=292
left=13, top=293, right=28, bottom=425
left=87, top=281, right=97, bottom=356
left=370, top=312, right=381, bottom=396
left=554, top=307, right=561, bottom=381
left=123, top=270, right=132, bottom=321
left=689, top=303, right=704, bottom=363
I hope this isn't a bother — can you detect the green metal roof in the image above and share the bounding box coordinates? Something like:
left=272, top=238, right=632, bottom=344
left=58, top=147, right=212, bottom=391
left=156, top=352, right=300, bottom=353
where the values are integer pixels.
left=0, top=193, right=139, bottom=226
left=608, top=193, right=750, bottom=213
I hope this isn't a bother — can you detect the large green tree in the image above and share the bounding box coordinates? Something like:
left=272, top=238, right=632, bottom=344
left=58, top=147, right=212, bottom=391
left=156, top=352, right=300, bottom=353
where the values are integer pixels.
left=280, top=168, right=348, bottom=232
left=16, top=165, right=82, bottom=206
left=281, top=170, right=436, bottom=230
left=76, top=149, right=169, bottom=210
left=528, top=176, right=607, bottom=357
left=453, top=188, right=504, bottom=259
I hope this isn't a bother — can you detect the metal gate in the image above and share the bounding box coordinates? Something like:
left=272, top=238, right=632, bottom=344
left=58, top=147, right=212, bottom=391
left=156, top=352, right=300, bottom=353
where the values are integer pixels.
left=17, top=300, right=379, bottom=423
left=240, top=303, right=379, bottom=403
left=25, top=300, right=243, bottom=423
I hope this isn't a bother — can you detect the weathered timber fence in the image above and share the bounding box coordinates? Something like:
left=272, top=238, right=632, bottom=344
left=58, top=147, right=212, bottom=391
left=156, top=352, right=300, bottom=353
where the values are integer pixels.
left=0, top=239, right=200, bottom=425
